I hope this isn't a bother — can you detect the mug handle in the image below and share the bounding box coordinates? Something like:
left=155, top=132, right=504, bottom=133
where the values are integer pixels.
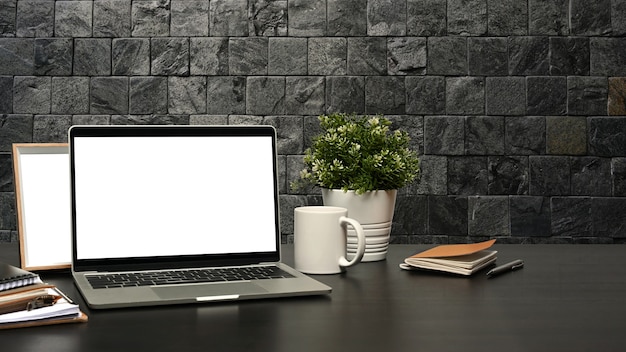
left=338, top=216, right=366, bottom=268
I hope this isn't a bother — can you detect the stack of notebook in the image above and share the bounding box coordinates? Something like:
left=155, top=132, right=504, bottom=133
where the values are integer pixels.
left=400, top=239, right=498, bottom=276
left=0, top=262, right=87, bottom=329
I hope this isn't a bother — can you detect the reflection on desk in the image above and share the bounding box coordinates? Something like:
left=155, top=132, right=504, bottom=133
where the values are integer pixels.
left=1, top=243, right=626, bottom=352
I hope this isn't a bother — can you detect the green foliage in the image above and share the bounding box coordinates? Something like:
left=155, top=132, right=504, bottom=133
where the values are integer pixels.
left=293, top=113, right=420, bottom=194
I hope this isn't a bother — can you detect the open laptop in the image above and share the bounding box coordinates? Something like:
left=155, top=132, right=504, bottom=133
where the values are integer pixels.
left=68, top=125, right=331, bottom=309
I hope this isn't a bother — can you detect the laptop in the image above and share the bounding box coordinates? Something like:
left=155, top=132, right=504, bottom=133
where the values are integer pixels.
left=68, top=125, right=331, bottom=309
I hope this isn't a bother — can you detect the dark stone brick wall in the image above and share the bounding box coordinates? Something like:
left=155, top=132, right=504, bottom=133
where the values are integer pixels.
left=1, top=0, right=626, bottom=244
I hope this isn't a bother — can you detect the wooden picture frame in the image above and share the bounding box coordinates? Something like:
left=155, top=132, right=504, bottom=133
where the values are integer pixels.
left=12, top=143, right=71, bottom=271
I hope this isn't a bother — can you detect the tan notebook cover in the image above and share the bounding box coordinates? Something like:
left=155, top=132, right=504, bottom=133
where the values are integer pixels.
left=410, top=239, right=496, bottom=258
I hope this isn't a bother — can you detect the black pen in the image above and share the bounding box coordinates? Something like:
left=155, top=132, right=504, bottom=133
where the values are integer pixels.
left=486, top=259, right=524, bottom=278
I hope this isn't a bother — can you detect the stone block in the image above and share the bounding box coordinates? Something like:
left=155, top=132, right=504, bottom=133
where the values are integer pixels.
left=168, top=76, right=206, bottom=114
left=588, top=117, right=626, bottom=157
left=592, top=198, right=626, bottom=238
left=446, top=77, right=484, bottom=115
left=190, top=38, right=228, bottom=75
left=427, top=37, right=467, bottom=75
left=264, top=116, right=303, bottom=155
left=509, top=36, right=549, bottom=75
left=468, top=196, right=510, bottom=237
left=279, top=195, right=307, bottom=235
left=551, top=197, right=592, bottom=237
left=151, top=38, right=189, bottom=76
left=33, top=115, right=71, bottom=143
left=527, top=76, right=567, bottom=115
left=0, top=39, right=33, bottom=75
left=303, top=115, right=323, bottom=149
left=609, top=78, right=626, bottom=116
left=209, top=0, right=248, bottom=36
left=229, top=37, right=267, bottom=75
left=189, top=115, right=227, bottom=126
left=424, top=116, right=464, bottom=155
left=590, top=38, right=626, bottom=76
left=129, top=77, right=167, bottom=114
left=16, top=0, right=54, bottom=37
left=0, top=1, right=16, bottom=37
left=112, top=38, right=150, bottom=75
left=567, top=76, right=607, bottom=116
left=468, top=37, right=508, bottom=76
left=308, top=37, right=346, bottom=75
left=246, top=76, right=284, bottom=115
left=285, top=77, right=324, bottom=115
left=428, top=196, right=468, bottom=236
left=387, top=37, right=426, bottom=75
left=406, top=76, right=445, bottom=115
left=327, top=0, right=366, bottom=36
left=268, top=38, right=307, bottom=75
left=529, top=156, right=570, bottom=196
left=34, top=39, right=72, bottom=76
left=407, top=0, right=446, bottom=36
left=487, top=0, right=527, bottom=35
left=0, top=192, right=16, bottom=230
left=388, top=115, right=423, bottom=155
left=347, top=37, right=386, bottom=75
left=549, top=37, right=590, bottom=75
left=90, top=77, right=129, bottom=114
left=0, top=76, right=11, bottom=113
left=0, top=115, right=33, bottom=152
left=325, top=76, right=364, bottom=114
left=612, top=158, right=626, bottom=196
left=171, top=0, right=209, bottom=36
left=570, top=0, right=611, bottom=35
left=485, top=77, right=525, bottom=116
left=206, top=76, right=246, bottom=115
left=289, top=0, right=326, bottom=36
left=466, top=116, right=504, bottom=155
left=51, top=77, right=89, bottom=114
left=111, top=115, right=189, bottom=125
left=131, top=0, right=170, bottom=37
left=546, top=116, right=587, bottom=155
left=367, top=0, right=406, bottom=36
left=72, top=115, right=110, bottom=125
left=55, top=1, right=92, bottom=37
left=488, top=156, right=529, bottom=195
left=570, top=157, right=611, bottom=196
left=248, top=0, right=287, bottom=36
left=447, top=0, right=487, bottom=35
left=505, top=116, right=545, bottom=155
left=74, top=39, right=111, bottom=76
left=528, top=0, right=568, bottom=35
left=448, top=156, right=488, bottom=195
left=414, top=155, right=447, bottom=195
left=93, top=0, right=131, bottom=37
left=13, top=76, right=50, bottom=114
left=229, top=115, right=263, bottom=126
left=510, top=196, right=551, bottom=237
left=364, top=76, right=405, bottom=114
left=0, top=153, right=12, bottom=192
left=392, top=196, right=428, bottom=236
left=613, top=0, right=626, bottom=35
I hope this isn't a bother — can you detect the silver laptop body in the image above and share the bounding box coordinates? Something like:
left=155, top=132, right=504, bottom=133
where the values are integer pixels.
left=69, top=125, right=330, bottom=309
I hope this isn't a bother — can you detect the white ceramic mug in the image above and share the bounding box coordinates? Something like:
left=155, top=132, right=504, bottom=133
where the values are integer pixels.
left=294, top=206, right=366, bottom=274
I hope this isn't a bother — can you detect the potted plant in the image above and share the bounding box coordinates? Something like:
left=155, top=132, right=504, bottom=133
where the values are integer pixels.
left=292, top=113, right=420, bottom=261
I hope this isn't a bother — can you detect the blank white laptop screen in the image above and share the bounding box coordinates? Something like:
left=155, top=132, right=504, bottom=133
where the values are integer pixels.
left=72, top=135, right=278, bottom=260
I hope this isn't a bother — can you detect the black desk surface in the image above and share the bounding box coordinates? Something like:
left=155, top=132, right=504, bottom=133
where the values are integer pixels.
left=1, top=243, right=626, bottom=352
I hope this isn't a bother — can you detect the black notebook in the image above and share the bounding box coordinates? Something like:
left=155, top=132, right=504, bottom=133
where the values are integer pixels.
left=0, top=263, right=41, bottom=292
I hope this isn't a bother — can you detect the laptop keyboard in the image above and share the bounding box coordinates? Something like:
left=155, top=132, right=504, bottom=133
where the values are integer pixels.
left=86, top=266, right=295, bottom=289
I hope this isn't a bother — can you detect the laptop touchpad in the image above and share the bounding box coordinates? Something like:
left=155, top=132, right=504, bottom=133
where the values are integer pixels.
left=152, top=282, right=267, bottom=300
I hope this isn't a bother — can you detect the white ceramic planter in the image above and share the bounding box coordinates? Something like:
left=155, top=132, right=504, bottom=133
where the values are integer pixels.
left=322, top=189, right=397, bottom=262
